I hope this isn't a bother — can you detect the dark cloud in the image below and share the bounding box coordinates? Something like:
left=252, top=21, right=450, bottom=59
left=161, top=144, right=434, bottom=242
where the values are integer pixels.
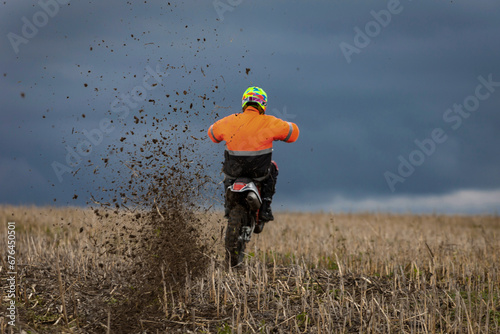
left=1, top=0, right=500, bottom=213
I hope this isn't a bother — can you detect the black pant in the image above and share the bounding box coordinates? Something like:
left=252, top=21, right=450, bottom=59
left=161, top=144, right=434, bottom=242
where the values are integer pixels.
left=224, top=161, right=279, bottom=202
left=260, top=161, right=279, bottom=201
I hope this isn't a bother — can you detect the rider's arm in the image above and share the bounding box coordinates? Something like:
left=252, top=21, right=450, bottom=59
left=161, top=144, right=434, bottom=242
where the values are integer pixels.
left=271, top=117, right=300, bottom=143
left=208, top=122, right=223, bottom=143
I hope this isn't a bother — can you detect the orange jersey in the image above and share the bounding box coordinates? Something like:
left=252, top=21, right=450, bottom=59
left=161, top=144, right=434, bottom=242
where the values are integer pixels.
left=208, top=106, right=299, bottom=156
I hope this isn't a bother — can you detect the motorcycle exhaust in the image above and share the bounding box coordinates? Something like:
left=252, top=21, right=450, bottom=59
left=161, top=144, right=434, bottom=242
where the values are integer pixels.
left=246, top=192, right=261, bottom=211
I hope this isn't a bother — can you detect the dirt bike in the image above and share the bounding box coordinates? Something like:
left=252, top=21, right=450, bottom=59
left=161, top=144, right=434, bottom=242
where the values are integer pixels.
left=224, top=177, right=265, bottom=267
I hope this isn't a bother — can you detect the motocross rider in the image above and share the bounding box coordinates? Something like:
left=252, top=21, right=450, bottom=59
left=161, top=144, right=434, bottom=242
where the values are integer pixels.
left=208, top=86, right=300, bottom=222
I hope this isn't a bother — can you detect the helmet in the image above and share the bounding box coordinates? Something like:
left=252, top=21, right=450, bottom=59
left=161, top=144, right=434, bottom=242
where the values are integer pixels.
left=242, top=86, right=267, bottom=114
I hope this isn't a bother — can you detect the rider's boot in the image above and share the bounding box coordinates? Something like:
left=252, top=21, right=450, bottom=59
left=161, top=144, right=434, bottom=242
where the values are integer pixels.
left=259, top=198, right=274, bottom=222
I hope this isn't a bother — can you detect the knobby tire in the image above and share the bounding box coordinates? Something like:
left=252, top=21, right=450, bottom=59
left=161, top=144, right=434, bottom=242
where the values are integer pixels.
left=225, top=205, right=248, bottom=267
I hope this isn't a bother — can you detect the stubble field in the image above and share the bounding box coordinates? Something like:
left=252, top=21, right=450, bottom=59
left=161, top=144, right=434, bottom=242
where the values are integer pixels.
left=1, top=205, right=499, bottom=333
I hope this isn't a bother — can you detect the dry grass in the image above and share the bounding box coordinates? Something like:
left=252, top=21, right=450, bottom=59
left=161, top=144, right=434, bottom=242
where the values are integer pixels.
left=1, top=206, right=499, bottom=333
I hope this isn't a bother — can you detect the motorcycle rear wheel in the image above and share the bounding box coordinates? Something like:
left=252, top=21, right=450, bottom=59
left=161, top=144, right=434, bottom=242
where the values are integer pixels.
left=225, top=205, right=248, bottom=267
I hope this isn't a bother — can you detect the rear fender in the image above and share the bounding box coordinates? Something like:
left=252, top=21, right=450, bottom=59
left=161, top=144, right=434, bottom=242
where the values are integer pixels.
left=228, top=179, right=262, bottom=211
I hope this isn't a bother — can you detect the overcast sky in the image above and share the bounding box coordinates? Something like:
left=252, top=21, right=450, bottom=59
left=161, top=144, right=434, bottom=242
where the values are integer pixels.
left=1, top=0, right=500, bottom=214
